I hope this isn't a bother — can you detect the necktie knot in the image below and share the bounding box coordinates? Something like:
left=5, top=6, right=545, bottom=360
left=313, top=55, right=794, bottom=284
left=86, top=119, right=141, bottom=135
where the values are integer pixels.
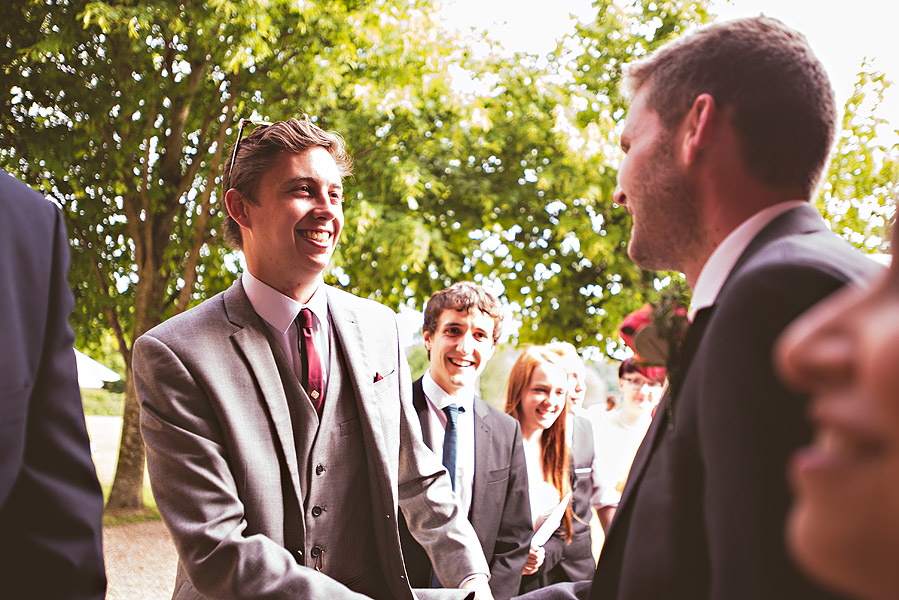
left=298, top=307, right=313, bottom=329
left=442, top=404, right=463, bottom=424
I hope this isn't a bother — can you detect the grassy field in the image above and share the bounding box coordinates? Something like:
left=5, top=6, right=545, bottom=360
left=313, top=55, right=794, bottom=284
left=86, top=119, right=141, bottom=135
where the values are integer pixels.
left=100, top=482, right=160, bottom=527
left=82, top=388, right=124, bottom=416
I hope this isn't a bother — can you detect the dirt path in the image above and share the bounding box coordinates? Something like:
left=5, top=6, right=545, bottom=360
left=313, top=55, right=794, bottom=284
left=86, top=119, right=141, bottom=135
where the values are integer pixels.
left=87, top=416, right=177, bottom=600
left=103, top=520, right=178, bottom=600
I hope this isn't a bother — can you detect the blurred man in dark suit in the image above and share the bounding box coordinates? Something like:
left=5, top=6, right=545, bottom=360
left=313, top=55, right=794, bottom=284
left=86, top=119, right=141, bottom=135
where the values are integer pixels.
left=0, top=168, right=107, bottom=598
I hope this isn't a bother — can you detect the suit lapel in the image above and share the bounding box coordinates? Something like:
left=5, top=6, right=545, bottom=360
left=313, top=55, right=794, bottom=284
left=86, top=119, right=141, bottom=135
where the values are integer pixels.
left=224, top=279, right=305, bottom=512
left=326, top=288, right=395, bottom=510
left=609, top=306, right=714, bottom=535
left=411, top=378, right=433, bottom=450
left=470, top=399, right=491, bottom=527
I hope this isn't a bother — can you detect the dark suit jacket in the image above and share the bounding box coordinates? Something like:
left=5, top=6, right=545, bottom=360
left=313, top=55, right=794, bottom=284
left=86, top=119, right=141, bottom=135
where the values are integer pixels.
left=591, top=204, right=882, bottom=599
left=0, top=169, right=106, bottom=598
left=400, top=377, right=532, bottom=600
left=521, top=415, right=596, bottom=593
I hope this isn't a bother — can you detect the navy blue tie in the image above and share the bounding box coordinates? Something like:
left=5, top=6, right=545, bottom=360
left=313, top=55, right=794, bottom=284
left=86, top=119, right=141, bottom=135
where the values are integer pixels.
left=433, top=404, right=463, bottom=588
left=442, top=405, right=462, bottom=491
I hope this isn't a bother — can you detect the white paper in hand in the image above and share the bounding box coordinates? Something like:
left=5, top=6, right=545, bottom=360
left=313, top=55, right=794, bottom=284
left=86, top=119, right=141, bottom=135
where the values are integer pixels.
left=531, top=491, right=572, bottom=547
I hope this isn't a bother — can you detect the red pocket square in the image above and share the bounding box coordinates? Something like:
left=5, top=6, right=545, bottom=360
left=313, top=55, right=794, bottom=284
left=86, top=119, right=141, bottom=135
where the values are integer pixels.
left=373, top=370, right=394, bottom=383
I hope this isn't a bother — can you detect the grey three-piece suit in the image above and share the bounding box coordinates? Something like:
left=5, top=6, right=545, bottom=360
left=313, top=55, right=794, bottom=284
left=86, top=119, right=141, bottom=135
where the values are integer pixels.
left=134, top=279, right=488, bottom=599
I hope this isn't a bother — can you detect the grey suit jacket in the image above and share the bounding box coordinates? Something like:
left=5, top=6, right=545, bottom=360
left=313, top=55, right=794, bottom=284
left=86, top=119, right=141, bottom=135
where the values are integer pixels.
left=401, top=378, right=532, bottom=600
left=590, top=204, right=881, bottom=600
left=134, top=279, right=488, bottom=599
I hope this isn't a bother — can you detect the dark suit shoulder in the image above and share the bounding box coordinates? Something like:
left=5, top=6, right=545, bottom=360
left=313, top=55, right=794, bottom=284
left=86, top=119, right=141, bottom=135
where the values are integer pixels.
left=736, top=230, right=881, bottom=289
left=475, top=398, right=518, bottom=430
left=0, top=169, right=59, bottom=222
left=1, top=170, right=63, bottom=271
left=571, top=413, right=593, bottom=438
left=569, top=415, right=595, bottom=467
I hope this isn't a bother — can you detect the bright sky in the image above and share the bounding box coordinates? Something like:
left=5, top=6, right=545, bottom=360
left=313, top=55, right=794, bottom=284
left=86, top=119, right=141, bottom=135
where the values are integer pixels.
left=439, top=0, right=898, bottom=143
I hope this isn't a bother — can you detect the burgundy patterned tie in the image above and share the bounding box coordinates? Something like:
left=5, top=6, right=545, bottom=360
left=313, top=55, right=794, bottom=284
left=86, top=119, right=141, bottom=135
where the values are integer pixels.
left=297, top=308, right=324, bottom=413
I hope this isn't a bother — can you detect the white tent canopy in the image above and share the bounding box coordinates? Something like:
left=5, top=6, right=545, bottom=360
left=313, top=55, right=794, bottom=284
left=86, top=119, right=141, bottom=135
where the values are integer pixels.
left=75, top=349, right=121, bottom=389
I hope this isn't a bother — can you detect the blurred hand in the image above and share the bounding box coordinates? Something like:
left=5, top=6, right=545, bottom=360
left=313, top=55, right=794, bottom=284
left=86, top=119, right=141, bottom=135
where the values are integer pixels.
left=522, top=544, right=545, bottom=575
left=460, top=574, right=494, bottom=600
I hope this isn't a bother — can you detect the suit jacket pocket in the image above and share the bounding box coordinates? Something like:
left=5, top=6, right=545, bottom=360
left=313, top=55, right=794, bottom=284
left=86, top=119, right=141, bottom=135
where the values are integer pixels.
left=487, top=465, right=510, bottom=484
left=372, top=369, right=397, bottom=397
left=340, top=417, right=361, bottom=436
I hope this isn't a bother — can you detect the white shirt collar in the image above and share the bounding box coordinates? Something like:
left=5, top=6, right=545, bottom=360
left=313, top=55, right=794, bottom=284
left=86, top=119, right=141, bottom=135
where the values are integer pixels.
left=422, top=370, right=475, bottom=413
left=690, top=201, right=805, bottom=319
left=242, top=271, right=329, bottom=333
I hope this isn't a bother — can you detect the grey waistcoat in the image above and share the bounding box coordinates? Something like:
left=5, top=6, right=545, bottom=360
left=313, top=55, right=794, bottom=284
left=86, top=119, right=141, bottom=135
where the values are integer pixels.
left=272, top=322, right=386, bottom=597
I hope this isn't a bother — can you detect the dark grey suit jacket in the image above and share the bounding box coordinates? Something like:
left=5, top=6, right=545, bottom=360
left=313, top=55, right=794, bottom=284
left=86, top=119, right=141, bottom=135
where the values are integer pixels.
left=590, top=204, right=881, bottom=599
left=400, top=377, right=532, bottom=600
left=0, top=169, right=106, bottom=598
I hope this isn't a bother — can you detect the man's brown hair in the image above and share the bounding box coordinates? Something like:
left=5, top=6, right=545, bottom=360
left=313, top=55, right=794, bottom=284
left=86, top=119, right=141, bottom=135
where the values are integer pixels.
left=221, top=117, right=353, bottom=249
left=621, top=16, right=836, bottom=199
left=422, top=282, right=504, bottom=346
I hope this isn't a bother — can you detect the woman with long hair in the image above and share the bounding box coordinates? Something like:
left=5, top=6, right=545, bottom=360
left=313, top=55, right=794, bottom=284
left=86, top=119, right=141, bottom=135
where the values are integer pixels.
left=505, top=346, right=598, bottom=593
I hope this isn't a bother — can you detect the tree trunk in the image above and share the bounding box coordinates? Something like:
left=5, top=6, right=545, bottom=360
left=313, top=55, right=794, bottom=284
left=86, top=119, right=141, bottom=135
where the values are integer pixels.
left=104, top=365, right=147, bottom=513
left=104, top=253, right=168, bottom=514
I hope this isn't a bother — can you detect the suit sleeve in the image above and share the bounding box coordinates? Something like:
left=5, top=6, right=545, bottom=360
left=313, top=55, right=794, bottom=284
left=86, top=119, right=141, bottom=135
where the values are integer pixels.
left=540, top=531, right=566, bottom=576
left=486, top=420, right=532, bottom=599
left=0, top=200, right=107, bottom=599
left=134, top=333, right=372, bottom=600
left=699, top=263, right=851, bottom=599
left=393, top=319, right=491, bottom=588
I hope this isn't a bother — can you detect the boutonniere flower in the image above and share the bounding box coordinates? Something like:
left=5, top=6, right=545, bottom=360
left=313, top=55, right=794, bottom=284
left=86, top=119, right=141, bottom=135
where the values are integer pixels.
left=619, top=302, right=689, bottom=369
left=619, top=282, right=691, bottom=427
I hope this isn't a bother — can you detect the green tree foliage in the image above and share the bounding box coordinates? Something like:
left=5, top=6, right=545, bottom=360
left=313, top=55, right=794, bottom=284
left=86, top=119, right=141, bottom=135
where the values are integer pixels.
left=816, top=69, right=899, bottom=253
left=333, top=0, right=711, bottom=356
left=1, top=0, right=710, bottom=511
left=0, top=0, right=462, bottom=512
left=6, top=0, right=893, bottom=516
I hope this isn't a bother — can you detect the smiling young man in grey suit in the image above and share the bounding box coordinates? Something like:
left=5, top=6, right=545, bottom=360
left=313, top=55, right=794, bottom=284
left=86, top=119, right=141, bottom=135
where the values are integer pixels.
left=133, top=118, right=493, bottom=600
left=399, top=283, right=532, bottom=600
left=516, top=16, right=883, bottom=600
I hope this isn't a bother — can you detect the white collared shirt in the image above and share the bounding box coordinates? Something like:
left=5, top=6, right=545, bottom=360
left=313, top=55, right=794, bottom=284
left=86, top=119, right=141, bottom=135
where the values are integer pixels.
left=242, top=271, right=331, bottom=393
left=422, top=370, right=476, bottom=515
left=690, top=201, right=806, bottom=319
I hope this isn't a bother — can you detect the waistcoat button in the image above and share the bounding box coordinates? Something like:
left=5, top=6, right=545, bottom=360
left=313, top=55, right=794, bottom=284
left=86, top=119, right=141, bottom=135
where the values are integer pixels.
left=312, top=505, right=323, bottom=517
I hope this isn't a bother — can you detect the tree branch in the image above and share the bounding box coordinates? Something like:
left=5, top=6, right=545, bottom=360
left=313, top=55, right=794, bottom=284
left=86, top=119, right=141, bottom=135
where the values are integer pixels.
left=72, top=224, right=131, bottom=363
left=174, top=93, right=237, bottom=314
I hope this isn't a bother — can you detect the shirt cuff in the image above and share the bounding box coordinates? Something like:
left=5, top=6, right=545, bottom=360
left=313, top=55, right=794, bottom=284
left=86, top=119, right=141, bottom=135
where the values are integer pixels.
left=459, top=572, right=490, bottom=587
